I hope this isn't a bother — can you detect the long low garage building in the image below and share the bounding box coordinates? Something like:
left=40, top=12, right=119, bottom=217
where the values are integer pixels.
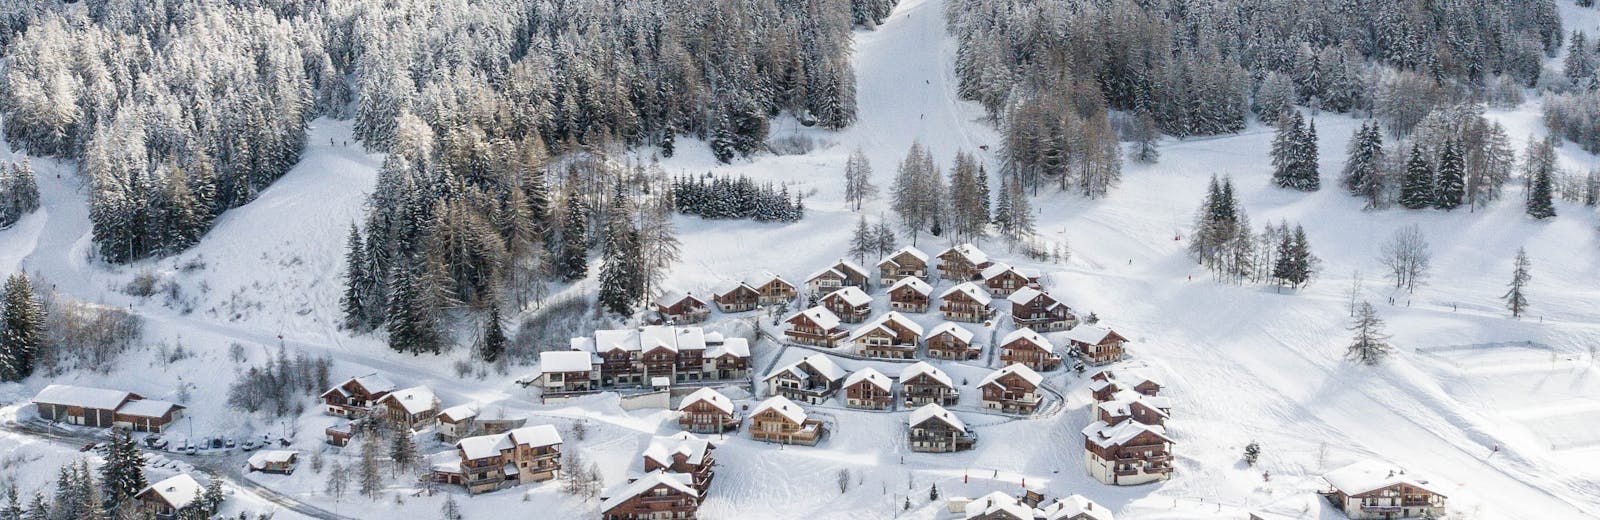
left=32, top=384, right=185, bottom=432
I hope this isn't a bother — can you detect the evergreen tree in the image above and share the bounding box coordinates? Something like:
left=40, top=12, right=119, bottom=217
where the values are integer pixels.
left=872, top=219, right=897, bottom=257
left=0, top=274, right=43, bottom=382
left=597, top=194, right=641, bottom=317
left=947, top=152, right=988, bottom=242
left=1300, top=120, right=1320, bottom=191
left=1346, top=301, right=1392, bottom=366
left=1, top=484, right=19, bottom=520
left=1433, top=138, right=1466, bottom=210
left=99, top=430, right=146, bottom=504
left=557, top=190, right=590, bottom=281
left=1342, top=121, right=1386, bottom=209
left=1525, top=157, right=1558, bottom=220
left=341, top=223, right=371, bottom=332
left=976, top=165, right=992, bottom=220
left=480, top=304, right=506, bottom=363
left=1271, top=225, right=1316, bottom=289
left=1272, top=111, right=1317, bottom=191
left=386, top=261, right=443, bottom=355
left=359, top=438, right=383, bottom=499
left=847, top=215, right=874, bottom=265
left=441, top=494, right=463, bottom=520
left=1399, top=145, right=1435, bottom=210
left=390, top=431, right=418, bottom=476
left=1130, top=111, right=1161, bottom=163
left=1504, top=248, right=1531, bottom=318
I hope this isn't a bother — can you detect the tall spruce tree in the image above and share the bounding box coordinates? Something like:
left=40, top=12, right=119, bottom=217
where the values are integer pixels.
left=1526, top=161, right=1557, bottom=219
left=597, top=209, right=641, bottom=317
left=480, top=303, right=506, bottom=363
left=847, top=215, right=874, bottom=265
left=1433, top=138, right=1466, bottom=210
left=386, top=261, right=443, bottom=355
left=1342, top=121, right=1385, bottom=208
left=1504, top=248, right=1531, bottom=318
left=99, top=430, right=147, bottom=504
left=1270, top=111, right=1306, bottom=190
left=341, top=223, right=371, bottom=331
left=557, top=190, right=590, bottom=281
left=0, top=274, right=43, bottom=382
left=1399, top=145, right=1435, bottom=209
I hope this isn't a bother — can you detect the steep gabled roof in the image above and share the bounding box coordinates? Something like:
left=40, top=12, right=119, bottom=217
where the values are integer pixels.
left=600, top=470, right=697, bottom=514
left=1038, top=494, right=1114, bottom=520
left=1063, top=325, right=1117, bottom=345
left=643, top=432, right=713, bottom=468
left=752, top=396, right=808, bottom=424
left=115, top=399, right=183, bottom=418
left=748, top=271, right=794, bottom=289
left=980, top=364, right=1043, bottom=389
left=888, top=276, right=933, bottom=296
left=1323, top=459, right=1445, bottom=497
left=788, top=306, right=842, bottom=330
left=833, top=259, right=870, bottom=278
left=941, top=243, right=989, bottom=265
left=848, top=311, right=924, bottom=341
left=1006, top=286, right=1048, bottom=305
left=138, top=474, right=204, bottom=510
left=940, top=282, right=992, bottom=305
left=843, top=367, right=890, bottom=391
left=980, top=262, right=1020, bottom=281
left=706, top=337, right=750, bottom=359
left=679, top=388, right=734, bottom=415
left=909, top=403, right=965, bottom=430
left=877, top=246, right=930, bottom=267
left=540, top=350, right=597, bottom=373
left=822, top=286, right=873, bottom=307
left=927, top=322, right=975, bottom=343
left=438, top=404, right=478, bottom=423
left=899, top=361, right=953, bottom=387
left=640, top=325, right=707, bottom=352
left=964, top=491, right=1030, bottom=520
left=1081, top=419, right=1171, bottom=448
left=378, top=386, right=436, bottom=415
left=1001, top=327, right=1052, bottom=350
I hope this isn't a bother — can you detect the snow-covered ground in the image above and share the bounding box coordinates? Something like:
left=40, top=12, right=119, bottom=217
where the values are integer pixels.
left=0, top=0, right=1598, bottom=518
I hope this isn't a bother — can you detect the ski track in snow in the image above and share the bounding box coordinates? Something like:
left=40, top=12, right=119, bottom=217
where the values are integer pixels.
left=1, top=0, right=1600, bottom=518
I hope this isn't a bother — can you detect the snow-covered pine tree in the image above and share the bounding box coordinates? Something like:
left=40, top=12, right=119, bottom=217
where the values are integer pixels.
left=1433, top=138, right=1466, bottom=210
left=1299, top=120, right=1320, bottom=191
left=1130, top=111, right=1161, bottom=164
left=1399, top=145, right=1435, bottom=210
left=947, top=152, right=987, bottom=242
left=848, top=215, right=874, bottom=265
left=1346, top=301, right=1392, bottom=366
left=98, top=430, right=146, bottom=504
left=557, top=189, right=590, bottom=281
left=481, top=303, right=506, bottom=363
left=1271, top=111, right=1306, bottom=190
left=1525, top=156, right=1558, bottom=220
left=891, top=141, right=939, bottom=245
left=1504, top=248, right=1531, bottom=318
left=0, top=274, right=43, bottom=382
left=1342, top=121, right=1386, bottom=208
left=360, top=437, right=384, bottom=499
left=386, top=261, right=443, bottom=355
left=342, top=223, right=371, bottom=332
left=976, top=165, right=992, bottom=219
left=1565, top=31, right=1597, bottom=90
left=389, top=431, right=418, bottom=476
left=597, top=196, right=641, bottom=317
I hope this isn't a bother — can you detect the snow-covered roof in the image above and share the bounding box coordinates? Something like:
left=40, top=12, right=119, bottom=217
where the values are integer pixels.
left=457, top=425, right=562, bottom=460
left=807, top=267, right=845, bottom=283
left=748, top=271, right=793, bottom=288
left=379, top=386, right=436, bottom=415
left=350, top=374, right=398, bottom=395
left=849, top=311, right=924, bottom=341
left=843, top=367, right=890, bottom=391
left=1323, top=460, right=1444, bottom=497
left=600, top=470, right=697, bottom=513
left=909, top=403, right=965, bottom=430
left=115, top=399, right=182, bottom=418
left=640, top=325, right=707, bottom=352
left=753, top=396, right=808, bottom=425
left=1081, top=419, right=1171, bottom=448
left=707, top=337, right=750, bottom=359
left=822, top=286, right=872, bottom=307
left=704, top=331, right=725, bottom=345
left=654, top=290, right=705, bottom=308
left=33, top=384, right=136, bottom=410
left=942, top=243, right=989, bottom=265
left=595, top=328, right=640, bottom=352
left=1001, top=327, right=1052, bottom=349
left=1039, top=494, right=1114, bottom=520
left=1006, top=286, right=1047, bottom=305
left=1098, top=393, right=1169, bottom=421
left=713, top=280, right=756, bottom=296
left=679, top=388, right=734, bottom=415
left=900, top=361, right=953, bottom=387
left=249, top=450, right=297, bottom=467
left=927, top=322, right=975, bottom=343
left=964, top=491, right=1030, bottom=520
left=139, top=474, right=204, bottom=510
left=1063, top=325, right=1116, bottom=345
left=980, top=262, right=1019, bottom=281
left=888, top=276, right=933, bottom=296
left=877, top=246, right=930, bottom=267
left=980, top=364, right=1043, bottom=389
left=540, top=350, right=596, bottom=373
left=799, top=354, right=847, bottom=381
left=940, top=282, right=992, bottom=305
left=833, top=259, right=870, bottom=278
left=789, top=306, right=842, bottom=331
left=643, top=432, right=712, bottom=468
left=438, top=404, right=477, bottom=423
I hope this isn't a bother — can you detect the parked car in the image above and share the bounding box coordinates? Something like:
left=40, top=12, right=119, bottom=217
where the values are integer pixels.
left=144, top=436, right=168, bottom=449
left=240, top=439, right=260, bottom=451
left=225, top=438, right=236, bottom=449
left=79, top=443, right=95, bottom=452
left=209, top=437, right=224, bottom=450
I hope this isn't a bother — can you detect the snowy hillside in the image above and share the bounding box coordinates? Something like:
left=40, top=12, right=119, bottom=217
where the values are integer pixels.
left=0, top=0, right=1598, bottom=519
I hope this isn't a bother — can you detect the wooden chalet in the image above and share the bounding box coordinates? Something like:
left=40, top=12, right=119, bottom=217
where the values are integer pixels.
left=937, top=243, right=991, bottom=281
left=963, top=491, right=1034, bottom=520
left=900, top=361, right=958, bottom=407
left=939, top=282, right=994, bottom=323
left=246, top=450, right=299, bottom=475
left=436, top=405, right=478, bottom=443
left=979, top=364, right=1044, bottom=414
left=325, top=420, right=357, bottom=447
left=806, top=259, right=869, bottom=294
left=600, top=470, right=701, bottom=520
left=655, top=290, right=710, bottom=324
left=819, top=286, right=873, bottom=323
left=850, top=311, right=923, bottom=359
left=748, top=272, right=797, bottom=306
left=877, top=246, right=930, bottom=287
left=999, top=327, right=1061, bottom=371
left=438, top=425, right=563, bottom=495
left=887, top=276, right=933, bottom=313
left=909, top=404, right=974, bottom=453
left=925, top=322, right=979, bottom=360
left=980, top=262, right=1040, bottom=297
left=1081, top=418, right=1173, bottom=486
left=749, top=396, right=824, bottom=445
left=376, top=385, right=439, bottom=429
left=1319, top=460, right=1448, bottom=520
left=135, top=474, right=206, bottom=520
left=32, top=385, right=136, bottom=429
left=1006, top=287, right=1075, bottom=332
left=763, top=354, right=848, bottom=404
left=642, top=432, right=716, bottom=494
left=1089, top=370, right=1162, bottom=402
left=1063, top=326, right=1128, bottom=366
left=113, top=398, right=185, bottom=433
left=842, top=367, right=893, bottom=410
left=784, top=306, right=849, bottom=347
left=711, top=282, right=760, bottom=312
left=1096, top=392, right=1171, bottom=427
left=320, top=374, right=397, bottom=418
left=704, top=337, right=751, bottom=380
left=677, top=388, right=740, bottom=433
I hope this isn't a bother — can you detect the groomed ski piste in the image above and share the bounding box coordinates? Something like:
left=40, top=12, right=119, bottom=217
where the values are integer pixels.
left=1, top=0, right=1599, bottom=518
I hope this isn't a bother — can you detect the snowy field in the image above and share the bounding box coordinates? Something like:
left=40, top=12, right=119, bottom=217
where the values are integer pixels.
left=0, top=0, right=1599, bottom=518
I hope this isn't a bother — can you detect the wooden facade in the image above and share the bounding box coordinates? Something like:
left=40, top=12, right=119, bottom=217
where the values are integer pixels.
left=1007, top=288, right=1075, bottom=332
left=677, top=388, right=740, bottom=433
left=939, top=282, right=993, bottom=323
left=784, top=307, right=848, bottom=347
left=925, top=323, right=979, bottom=360
left=877, top=246, right=930, bottom=287
left=820, top=287, right=873, bottom=323
left=937, top=244, right=991, bottom=281
left=601, top=471, right=701, bottom=520
left=908, top=404, right=974, bottom=453
left=749, top=274, right=797, bottom=306
left=887, top=277, right=932, bottom=313
left=999, top=328, right=1061, bottom=372
left=712, top=283, right=760, bottom=312
left=900, top=362, right=959, bottom=407
left=749, top=397, right=824, bottom=446
left=980, top=365, right=1043, bottom=415
left=655, top=292, right=711, bottom=324
left=1065, top=326, right=1129, bottom=366
left=842, top=369, right=893, bottom=410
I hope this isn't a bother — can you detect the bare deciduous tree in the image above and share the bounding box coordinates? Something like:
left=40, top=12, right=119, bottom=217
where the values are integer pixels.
left=1378, top=225, right=1430, bottom=293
